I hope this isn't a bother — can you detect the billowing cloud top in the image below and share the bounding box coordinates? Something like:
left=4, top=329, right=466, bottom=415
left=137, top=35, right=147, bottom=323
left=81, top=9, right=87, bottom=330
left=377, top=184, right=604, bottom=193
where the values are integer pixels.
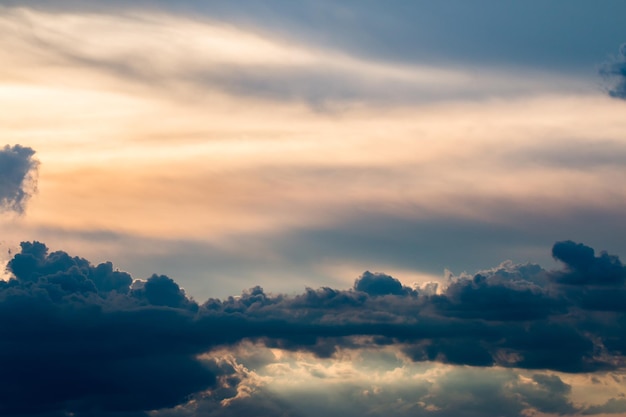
left=0, top=145, right=38, bottom=213
left=1, top=240, right=625, bottom=416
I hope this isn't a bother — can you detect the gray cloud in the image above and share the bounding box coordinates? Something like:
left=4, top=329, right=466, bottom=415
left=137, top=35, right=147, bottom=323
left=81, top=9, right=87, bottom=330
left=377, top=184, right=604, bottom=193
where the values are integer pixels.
left=552, top=239, right=626, bottom=286
left=353, top=271, right=416, bottom=297
left=601, top=44, right=626, bottom=99
left=0, top=145, right=39, bottom=213
left=1, top=240, right=626, bottom=415
left=584, top=397, right=626, bottom=415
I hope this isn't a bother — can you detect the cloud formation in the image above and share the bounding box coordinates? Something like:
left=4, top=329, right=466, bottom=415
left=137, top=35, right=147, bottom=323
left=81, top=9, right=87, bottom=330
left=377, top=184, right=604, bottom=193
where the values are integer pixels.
left=0, top=7, right=593, bottom=111
left=1, top=242, right=219, bottom=416
left=1, top=240, right=626, bottom=415
left=2, top=5, right=625, bottom=417
left=601, top=43, right=626, bottom=99
left=0, top=145, right=38, bottom=213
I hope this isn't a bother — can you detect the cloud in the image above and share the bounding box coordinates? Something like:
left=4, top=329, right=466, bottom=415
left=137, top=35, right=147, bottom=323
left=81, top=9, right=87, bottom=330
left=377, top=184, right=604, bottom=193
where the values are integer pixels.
left=584, top=397, right=626, bottom=415
left=0, top=6, right=593, bottom=111
left=150, top=363, right=581, bottom=417
left=0, top=145, right=39, bottom=213
left=601, top=44, right=626, bottom=99
left=1, top=240, right=626, bottom=415
left=551, top=240, right=626, bottom=286
left=353, top=271, right=416, bottom=297
left=0, top=242, right=220, bottom=415
left=550, top=240, right=626, bottom=314
left=432, top=262, right=555, bottom=322
left=4, top=0, right=624, bottom=75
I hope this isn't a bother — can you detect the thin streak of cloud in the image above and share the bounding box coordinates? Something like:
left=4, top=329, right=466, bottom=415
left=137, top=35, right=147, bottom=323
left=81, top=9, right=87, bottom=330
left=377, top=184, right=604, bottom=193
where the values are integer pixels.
left=0, top=7, right=590, bottom=108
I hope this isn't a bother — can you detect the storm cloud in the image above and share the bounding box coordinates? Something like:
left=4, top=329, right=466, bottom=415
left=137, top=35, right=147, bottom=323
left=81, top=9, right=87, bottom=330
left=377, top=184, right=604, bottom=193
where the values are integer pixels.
left=0, top=145, right=39, bottom=213
left=1, top=240, right=626, bottom=415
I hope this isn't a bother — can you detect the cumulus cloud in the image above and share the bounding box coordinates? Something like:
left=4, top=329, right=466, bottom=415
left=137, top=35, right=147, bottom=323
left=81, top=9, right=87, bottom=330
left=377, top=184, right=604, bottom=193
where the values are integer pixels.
left=601, top=44, right=626, bottom=99
left=0, top=243, right=220, bottom=416
left=551, top=240, right=626, bottom=313
left=1, top=240, right=626, bottom=415
left=353, top=271, right=417, bottom=296
left=552, top=240, right=626, bottom=286
left=0, top=145, right=39, bottom=213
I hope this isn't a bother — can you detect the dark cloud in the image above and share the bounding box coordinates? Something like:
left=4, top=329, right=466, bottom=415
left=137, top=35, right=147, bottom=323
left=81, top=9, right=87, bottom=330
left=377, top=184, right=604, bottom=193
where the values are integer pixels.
left=433, top=267, right=560, bottom=321
left=601, top=44, right=626, bottom=99
left=1, top=240, right=626, bottom=415
left=0, top=145, right=39, bottom=213
left=353, top=271, right=416, bottom=296
left=132, top=274, right=197, bottom=309
left=0, top=242, right=218, bottom=416
left=551, top=240, right=626, bottom=286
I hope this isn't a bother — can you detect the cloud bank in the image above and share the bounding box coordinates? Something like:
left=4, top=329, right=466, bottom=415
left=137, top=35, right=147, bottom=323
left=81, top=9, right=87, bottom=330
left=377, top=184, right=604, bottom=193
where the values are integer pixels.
left=1, top=240, right=625, bottom=416
left=0, top=145, right=38, bottom=213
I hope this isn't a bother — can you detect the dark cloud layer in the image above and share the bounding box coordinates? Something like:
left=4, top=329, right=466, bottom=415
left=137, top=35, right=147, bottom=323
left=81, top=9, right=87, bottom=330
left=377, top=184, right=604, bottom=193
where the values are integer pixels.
left=0, top=145, right=39, bottom=213
left=1, top=240, right=626, bottom=415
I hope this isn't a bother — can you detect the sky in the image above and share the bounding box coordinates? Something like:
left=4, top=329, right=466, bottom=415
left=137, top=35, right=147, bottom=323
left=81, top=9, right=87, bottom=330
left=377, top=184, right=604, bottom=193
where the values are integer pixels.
left=1, top=1, right=626, bottom=416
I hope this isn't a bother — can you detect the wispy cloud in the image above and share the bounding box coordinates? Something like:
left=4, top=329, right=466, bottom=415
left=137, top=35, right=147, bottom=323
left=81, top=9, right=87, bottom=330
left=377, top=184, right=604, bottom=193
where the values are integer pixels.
left=0, top=7, right=590, bottom=108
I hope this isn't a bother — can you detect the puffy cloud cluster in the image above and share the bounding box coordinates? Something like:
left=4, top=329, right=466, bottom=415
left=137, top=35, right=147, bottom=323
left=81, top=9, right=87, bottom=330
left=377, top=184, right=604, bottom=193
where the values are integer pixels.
left=354, top=271, right=417, bottom=296
left=0, top=242, right=218, bottom=416
left=1, top=240, right=626, bottom=415
left=0, top=145, right=39, bottom=213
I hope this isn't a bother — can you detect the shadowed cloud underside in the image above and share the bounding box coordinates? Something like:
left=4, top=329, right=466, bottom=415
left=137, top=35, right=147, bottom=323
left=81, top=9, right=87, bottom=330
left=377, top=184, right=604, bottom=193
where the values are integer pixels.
left=1, top=240, right=625, bottom=416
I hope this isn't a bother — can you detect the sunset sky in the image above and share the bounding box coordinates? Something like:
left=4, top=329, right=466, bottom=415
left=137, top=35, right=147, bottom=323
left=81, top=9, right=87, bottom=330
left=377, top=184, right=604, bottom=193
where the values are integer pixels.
left=1, top=1, right=626, bottom=416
